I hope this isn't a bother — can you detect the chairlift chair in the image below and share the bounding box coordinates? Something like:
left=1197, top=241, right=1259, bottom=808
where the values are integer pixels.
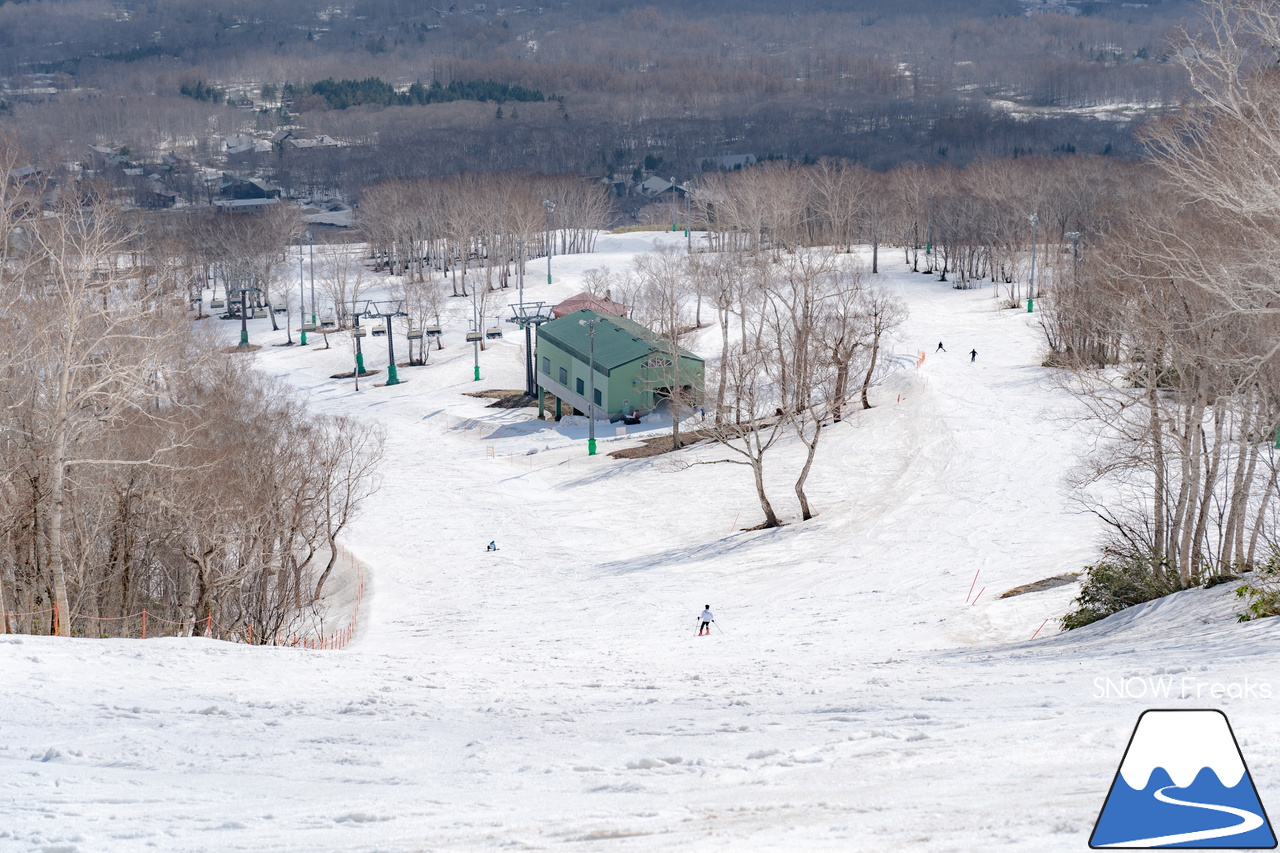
left=425, top=325, right=442, bottom=338
left=320, top=316, right=337, bottom=331
left=210, top=298, right=225, bottom=309
left=371, top=326, right=387, bottom=337
left=272, top=305, right=287, bottom=316
left=301, top=323, right=318, bottom=333
left=466, top=330, right=483, bottom=343
left=485, top=326, right=503, bottom=340
left=407, top=329, right=424, bottom=341
left=352, top=326, right=367, bottom=338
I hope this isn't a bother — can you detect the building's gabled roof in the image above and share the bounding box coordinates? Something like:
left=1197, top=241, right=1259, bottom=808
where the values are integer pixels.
left=537, top=309, right=701, bottom=374
left=551, top=291, right=629, bottom=319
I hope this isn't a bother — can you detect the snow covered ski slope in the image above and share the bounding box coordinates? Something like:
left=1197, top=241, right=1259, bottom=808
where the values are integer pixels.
left=5, top=233, right=1279, bottom=852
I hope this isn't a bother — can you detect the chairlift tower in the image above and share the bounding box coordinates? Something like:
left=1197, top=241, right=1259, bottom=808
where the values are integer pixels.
left=344, top=300, right=368, bottom=377
left=507, top=300, right=554, bottom=398
left=229, top=278, right=262, bottom=350
left=360, top=299, right=408, bottom=386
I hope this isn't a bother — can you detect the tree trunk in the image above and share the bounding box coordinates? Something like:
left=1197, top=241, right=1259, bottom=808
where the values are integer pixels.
left=1149, top=384, right=1166, bottom=567
left=751, top=457, right=780, bottom=528
left=46, top=449, right=72, bottom=637
left=832, top=362, right=850, bottom=423
left=794, top=420, right=822, bottom=521
left=861, top=331, right=882, bottom=410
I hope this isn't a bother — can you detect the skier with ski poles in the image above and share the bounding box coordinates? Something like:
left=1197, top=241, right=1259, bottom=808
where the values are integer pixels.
left=697, top=606, right=714, bottom=636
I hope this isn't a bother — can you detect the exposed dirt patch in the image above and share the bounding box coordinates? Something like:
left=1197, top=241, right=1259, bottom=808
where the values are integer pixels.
left=466, top=389, right=540, bottom=409
left=608, top=430, right=714, bottom=459
left=999, top=573, right=1080, bottom=599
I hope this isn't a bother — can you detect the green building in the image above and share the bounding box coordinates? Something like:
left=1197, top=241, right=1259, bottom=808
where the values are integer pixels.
left=536, top=310, right=704, bottom=420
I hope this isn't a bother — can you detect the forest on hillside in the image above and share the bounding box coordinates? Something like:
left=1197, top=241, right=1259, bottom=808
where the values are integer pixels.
left=0, top=0, right=1199, bottom=180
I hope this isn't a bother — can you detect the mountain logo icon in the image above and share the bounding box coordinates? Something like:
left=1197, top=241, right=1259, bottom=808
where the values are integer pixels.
left=1090, top=709, right=1276, bottom=848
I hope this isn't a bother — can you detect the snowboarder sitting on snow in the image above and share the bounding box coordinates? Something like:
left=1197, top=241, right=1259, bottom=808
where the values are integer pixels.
left=698, top=606, right=714, bottom=635
left=486, top=540, right=497, bottom=551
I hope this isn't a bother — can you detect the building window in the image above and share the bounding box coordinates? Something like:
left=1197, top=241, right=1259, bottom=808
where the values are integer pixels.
left=559, top=367, right=567, bottom=384
left=575, top=378, right=584, bottom=395
left=594, top=388, right=602, bottom=406
left=541, top=356, right=549, bottom=374
left=642, top=356, right=674, bottom=369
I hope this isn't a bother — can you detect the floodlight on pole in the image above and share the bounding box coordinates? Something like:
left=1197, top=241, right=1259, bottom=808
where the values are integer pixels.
left=579, top=316, right=603, bottom=456
left=307, top=230, right=316, bottom=329
left=298, top=253, right=307, bottom=346
left=471, top=275, right=480, bottom=381
left=671, top=177, right=677, bottom=232
left=516, top=239, right=525, bottom=313
left=1028, top=213, right=1039, bottom=308
left=543, top=199, right=556, bottom=285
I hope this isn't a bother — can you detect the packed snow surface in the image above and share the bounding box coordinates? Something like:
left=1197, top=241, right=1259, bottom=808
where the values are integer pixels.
left=5, top=233, right=1279, bottom=852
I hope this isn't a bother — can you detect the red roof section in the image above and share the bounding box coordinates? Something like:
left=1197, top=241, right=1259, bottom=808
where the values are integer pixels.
left=551, top=291, right=630, bottom=319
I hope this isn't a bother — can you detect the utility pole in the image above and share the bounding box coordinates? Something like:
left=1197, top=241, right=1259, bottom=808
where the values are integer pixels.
left=925, top=190, right=934, bottom=260
left=308, top=230, right=317, bottom=329
left=543, top=199, right=555, bottom=285
left=471, top=272, right=480, bottom=381
left=298, top=253, right=307, bottom=346
left=578, top=316, right=603, bottom=456
left=1028, top=213, right=1039, bottom=311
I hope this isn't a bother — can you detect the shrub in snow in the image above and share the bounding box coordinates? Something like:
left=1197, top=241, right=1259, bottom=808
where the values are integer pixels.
left=1061, top=550, right=1188, bottom=630
left=1235, top=554, right=1280, bottom=622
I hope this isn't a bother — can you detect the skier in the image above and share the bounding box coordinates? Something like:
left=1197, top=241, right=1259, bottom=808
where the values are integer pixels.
left=486, top=540, right=497, bottom=552
left=936, top=341, right=946, bottom=352
left=970, top=348, right=977, bottom=362
left=698, top=605, right=714, bottom=635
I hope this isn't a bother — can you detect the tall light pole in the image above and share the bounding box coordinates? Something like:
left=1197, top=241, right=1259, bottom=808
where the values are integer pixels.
left=516, top=238, right=525, bottom=310
left=543, top=199, right=555, bottom=285
left=925, top=190, right=934, bottom=260
left=470, top=274, right=480, bottom=381
left=307, top=230, right=316, bottom=329
left=671, top=177, right=677, bottom=231
left=579, top=316, right=603, bottom=456
left=685, top=187, right=692, bottom=253
left=298, top=253, right=307, bottom=346
left=1028, top=213, right=1039, bottom=310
